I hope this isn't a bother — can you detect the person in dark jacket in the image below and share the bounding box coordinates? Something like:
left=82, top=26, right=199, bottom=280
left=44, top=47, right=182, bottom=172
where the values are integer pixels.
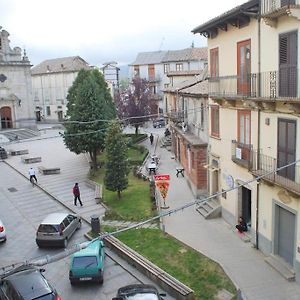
left=149, top=133, right=154, bottom=145
left=73, top=183, right=83, bottom=206
left=236, top=216, right=247, bottom=233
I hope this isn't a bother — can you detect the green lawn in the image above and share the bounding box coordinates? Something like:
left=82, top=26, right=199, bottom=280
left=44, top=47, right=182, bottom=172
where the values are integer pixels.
left=99, top=227, right=237, bottom=300
left=91, top=168, right=155, bottom=221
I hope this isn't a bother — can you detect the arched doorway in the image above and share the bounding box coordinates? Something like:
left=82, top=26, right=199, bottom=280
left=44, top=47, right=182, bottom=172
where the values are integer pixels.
left=0, top=106, right=12, bottom=129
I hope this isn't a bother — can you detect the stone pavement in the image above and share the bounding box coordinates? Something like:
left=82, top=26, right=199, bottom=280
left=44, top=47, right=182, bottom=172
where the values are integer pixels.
left=139, top=127, right=300, bottom=300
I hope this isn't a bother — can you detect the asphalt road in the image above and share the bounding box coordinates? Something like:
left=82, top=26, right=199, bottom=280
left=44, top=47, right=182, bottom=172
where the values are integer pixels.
left=0, top=162, right=169, bottom=300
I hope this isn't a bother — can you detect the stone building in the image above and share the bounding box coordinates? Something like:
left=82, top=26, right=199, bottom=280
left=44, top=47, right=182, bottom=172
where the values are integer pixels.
left=31, top=56, right=91, bottom=122
left=0, top=27, right=36, bottom=130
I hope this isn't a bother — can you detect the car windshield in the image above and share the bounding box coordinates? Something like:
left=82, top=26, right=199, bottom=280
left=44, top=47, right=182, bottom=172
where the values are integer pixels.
left=73, top=256, right=97, bottom=268
left=123, top=292, right=159, bottom=300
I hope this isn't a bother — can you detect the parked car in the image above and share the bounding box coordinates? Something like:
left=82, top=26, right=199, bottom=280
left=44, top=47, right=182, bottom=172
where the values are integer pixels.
left=36, top=213, right=81, bottom=248
left=112, top=284, right=166, bottom=300
left=0, top=266, right=61, bottom=300
left=0, top=219, right=6, bottom=242
left=69, top=239, right=105, bottom=284
left=153, top=118, right=165, bottom=128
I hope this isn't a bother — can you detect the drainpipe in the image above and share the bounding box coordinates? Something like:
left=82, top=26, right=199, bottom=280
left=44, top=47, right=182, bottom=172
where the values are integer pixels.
left=256, top=2, right=261, bottom=250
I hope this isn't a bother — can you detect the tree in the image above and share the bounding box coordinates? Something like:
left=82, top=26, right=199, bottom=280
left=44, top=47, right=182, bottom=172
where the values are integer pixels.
left=104, top=121, right=129, bottom=199
left=115, top=77, right=157, bottom=134
left=63, top=69, right=116, bottom=168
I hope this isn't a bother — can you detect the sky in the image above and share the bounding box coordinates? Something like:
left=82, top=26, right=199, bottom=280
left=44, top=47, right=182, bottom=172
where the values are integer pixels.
left=0, top=0, right=245, bottom=68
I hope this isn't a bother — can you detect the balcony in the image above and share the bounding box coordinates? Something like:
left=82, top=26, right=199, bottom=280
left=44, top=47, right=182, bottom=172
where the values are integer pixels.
left=231, top=140, right=253, bottom=169
left=251, top=151, right=300, bottom=196
left=261, top=0, right=299, bottom=17
left=209, top=69, right=299, bottom=101
left=167, top=110, right=184, bottom=124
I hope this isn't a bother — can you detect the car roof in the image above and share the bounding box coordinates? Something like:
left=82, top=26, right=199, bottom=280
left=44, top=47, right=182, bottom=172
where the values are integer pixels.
left=118, top=284, right=159, bottom=295
left=73, top=240, right=103, bottom=257
left=40, top=213, right=70, bottom=225
left=5, top=268, right=53, bottom=300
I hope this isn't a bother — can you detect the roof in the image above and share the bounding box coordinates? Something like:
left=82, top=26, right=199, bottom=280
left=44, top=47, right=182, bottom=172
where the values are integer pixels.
left=31, top=56, right=91, bottom=75
left=192, top=0, right=259, bottom=37
left=162, top=47, right=207, bottom=62
left=129, top=51, right=167, bottom=66
left=180, top=80, right=208, bottom=96
left=40, top=213, right=69, bottom=224
left=73, top=240, right=103, bottom=257
left=167, top=70, right=202, bottom=77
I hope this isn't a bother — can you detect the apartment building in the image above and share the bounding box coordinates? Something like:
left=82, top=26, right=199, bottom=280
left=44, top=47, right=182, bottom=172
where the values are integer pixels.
left=193, top=0, right=300, bottom=280
left=31, top=56, right=91, bottom=122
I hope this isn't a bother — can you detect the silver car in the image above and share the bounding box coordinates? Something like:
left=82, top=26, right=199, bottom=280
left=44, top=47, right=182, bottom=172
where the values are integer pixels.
left=36, top=212, right=81, bottom=248
left=0, top=218, right=6, bottom=242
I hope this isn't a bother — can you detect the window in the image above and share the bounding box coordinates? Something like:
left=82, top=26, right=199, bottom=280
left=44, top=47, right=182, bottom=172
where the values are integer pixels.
left=238, top=110, right=251, bottom=145
left=134, top=66, right=140, bottom=77
left=200, top=103, right=204, bottom=129
left=148, top=64, right=155, bottom=80
left=164, top=64, right=170, bottom=74
left=46, top=106, right=51, bottom=116
left=176, top=63, right=183, bottom=71
left=191, top=152, right=195, bottom=169
left=210, top=105, right=220, bottom=137
left=210, top=48, right=219, bottom=78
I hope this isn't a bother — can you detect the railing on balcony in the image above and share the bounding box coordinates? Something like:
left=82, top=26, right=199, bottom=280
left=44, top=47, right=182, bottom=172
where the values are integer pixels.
left=209, top=69, right=299, bottom=100
left=261, top=0, right=297, bottom=16
left=167, top=110, right=184, bottom=123
left=251, top=150, right=300, bottom=195
left=231, top=140, right=253, bottom=169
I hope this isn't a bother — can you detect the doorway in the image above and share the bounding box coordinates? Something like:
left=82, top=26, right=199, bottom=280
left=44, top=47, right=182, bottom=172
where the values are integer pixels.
left=36, top=111, right=41, bottom=122
left=239, top=186, right=251, bottom=225
left=274, top=205, right=295, bottom=266
left=0, top=106, right=12, bottom=129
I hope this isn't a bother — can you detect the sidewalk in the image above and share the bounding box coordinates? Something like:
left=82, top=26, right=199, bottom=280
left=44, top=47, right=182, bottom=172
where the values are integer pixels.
left=141, top=128, right=300, bottom=300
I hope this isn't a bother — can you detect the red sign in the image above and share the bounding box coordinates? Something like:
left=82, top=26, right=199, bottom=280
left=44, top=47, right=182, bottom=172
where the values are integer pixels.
left=154, top=174, right=170, bottom=200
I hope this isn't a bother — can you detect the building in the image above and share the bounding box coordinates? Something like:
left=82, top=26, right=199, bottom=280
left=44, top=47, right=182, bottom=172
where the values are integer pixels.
left=129, top=48, right=207, bottom=114
left=31, top=56, right=91, bottom=122
left=193, top=0, right=300, bottom=280
left=0, top=27, right=36, bottom=130
left=101, top=61, right=120, bottom=93
left=164, top=68, right=209, bottom=197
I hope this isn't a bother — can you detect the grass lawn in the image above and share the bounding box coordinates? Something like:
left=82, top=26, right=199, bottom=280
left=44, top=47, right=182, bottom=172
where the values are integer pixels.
left=91, top=168, right=155, bottom=221
left=94, top=227, right=237, bottom=300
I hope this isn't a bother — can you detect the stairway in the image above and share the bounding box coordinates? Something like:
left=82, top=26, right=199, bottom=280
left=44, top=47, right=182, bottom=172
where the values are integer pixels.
left=1, top=129, right=40, bottom=141
left=265, top=255, right=295, bottom=281
left=196, top=197, right=221, bottom=219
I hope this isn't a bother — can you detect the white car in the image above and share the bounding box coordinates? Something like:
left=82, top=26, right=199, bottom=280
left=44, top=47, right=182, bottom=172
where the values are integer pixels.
left=0, top=219, right=6, bottom=242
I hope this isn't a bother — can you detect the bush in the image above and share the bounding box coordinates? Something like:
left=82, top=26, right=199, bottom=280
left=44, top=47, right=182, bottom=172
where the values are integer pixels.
left=124, top=133, right=147, bottom=144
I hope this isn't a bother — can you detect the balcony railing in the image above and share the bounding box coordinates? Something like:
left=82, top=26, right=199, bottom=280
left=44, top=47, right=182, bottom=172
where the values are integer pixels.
left=167, top=110, right=184, bottom=123
left=251, top=150, right=300, bottom=195
left=209, top=69, right=299, bottom=100
left=231, top=140, right=253, bottom=169
left=261, top=0, right=297, bottom=16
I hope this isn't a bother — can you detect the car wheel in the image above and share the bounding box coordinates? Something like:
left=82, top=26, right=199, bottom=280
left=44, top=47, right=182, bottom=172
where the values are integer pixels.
left=98, top=276, right=104, bottom=284
left=70, top=280, right=75, bottom=285
left=63, top=238, right=68, bottom=248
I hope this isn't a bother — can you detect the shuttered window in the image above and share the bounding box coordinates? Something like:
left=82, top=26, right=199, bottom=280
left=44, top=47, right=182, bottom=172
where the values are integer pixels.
left=210, top=48, right=219, bottom=78
left=279, top=31, right=297, bottom=97
left=210, top=105, right=220, bottom=138
left=148, top=64, right=155, bottom=80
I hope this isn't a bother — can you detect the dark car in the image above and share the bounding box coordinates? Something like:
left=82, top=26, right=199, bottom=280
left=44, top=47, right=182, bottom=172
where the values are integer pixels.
left=153, top=118, right=166, bottom=128
left=0, top=266, right=61, bottom=300
left=112, top=284, right=166, bottom=300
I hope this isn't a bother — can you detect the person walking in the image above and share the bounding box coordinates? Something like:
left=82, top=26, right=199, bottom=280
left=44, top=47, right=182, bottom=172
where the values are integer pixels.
left=73, top=182, right=83, bottom=206
left=29, top=167, right=37, bottom=184
left=149, top=133, right=154, bottom=145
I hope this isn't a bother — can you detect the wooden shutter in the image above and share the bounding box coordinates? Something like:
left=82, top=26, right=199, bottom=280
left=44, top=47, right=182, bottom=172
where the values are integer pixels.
left=210, top=105, right=220, bottom=137
left=210, top=48, right=219, bottom=78
left=279, top=31, right=297, bottom=97
left=148, top=64, right=155, bottom=80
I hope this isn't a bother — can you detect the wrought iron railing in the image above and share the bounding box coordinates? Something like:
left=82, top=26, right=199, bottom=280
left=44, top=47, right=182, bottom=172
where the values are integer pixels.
left=209, top=69, right=299, bottom=100
left=251, top=150, right=300, bottom=195
left=167, top=110, right=184, bottom=123
left=231, top=140, right=253, bottom=169
left=261, top=0, right=297, bottom=16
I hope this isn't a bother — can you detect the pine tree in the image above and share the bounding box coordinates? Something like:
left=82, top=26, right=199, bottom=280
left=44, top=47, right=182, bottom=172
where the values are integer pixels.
left=63, top=69, right=116, bottom=168
left=104, top=121, right=129, bottom=199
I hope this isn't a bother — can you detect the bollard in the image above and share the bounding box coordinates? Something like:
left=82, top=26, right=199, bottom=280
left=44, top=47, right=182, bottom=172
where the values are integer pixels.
left=91, top=215, right=100, bottom=234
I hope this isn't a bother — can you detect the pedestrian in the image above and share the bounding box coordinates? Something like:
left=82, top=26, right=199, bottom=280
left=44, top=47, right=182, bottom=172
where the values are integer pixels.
left=149, top=133, right=154, bottom=145
left=235, top=216, right=247, bottom=233
left=29, top=167, right=37, bottom=184
left=73, top=182, right=83, bottom=206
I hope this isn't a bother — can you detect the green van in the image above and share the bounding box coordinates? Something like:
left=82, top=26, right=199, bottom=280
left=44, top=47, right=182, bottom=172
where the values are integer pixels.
left=69, top=239, right=105, bottom=284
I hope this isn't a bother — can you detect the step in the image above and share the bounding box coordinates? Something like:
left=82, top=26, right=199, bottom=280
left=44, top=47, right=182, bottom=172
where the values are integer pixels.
left=196, top=206, right=209, bottom=218
left=265, top=255, right=295, bottom=281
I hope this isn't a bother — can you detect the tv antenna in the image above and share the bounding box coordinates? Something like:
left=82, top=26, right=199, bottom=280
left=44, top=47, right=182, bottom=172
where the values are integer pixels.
left=158, top=37, right=165, bottom=51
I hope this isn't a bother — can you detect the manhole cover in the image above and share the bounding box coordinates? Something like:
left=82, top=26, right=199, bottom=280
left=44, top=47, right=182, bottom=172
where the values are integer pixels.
left=8, top=187, right=17, bottom=192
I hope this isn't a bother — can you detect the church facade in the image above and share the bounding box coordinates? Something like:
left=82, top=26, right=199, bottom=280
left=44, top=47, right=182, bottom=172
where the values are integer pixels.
left=0, top=27, right=36, bottom=130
